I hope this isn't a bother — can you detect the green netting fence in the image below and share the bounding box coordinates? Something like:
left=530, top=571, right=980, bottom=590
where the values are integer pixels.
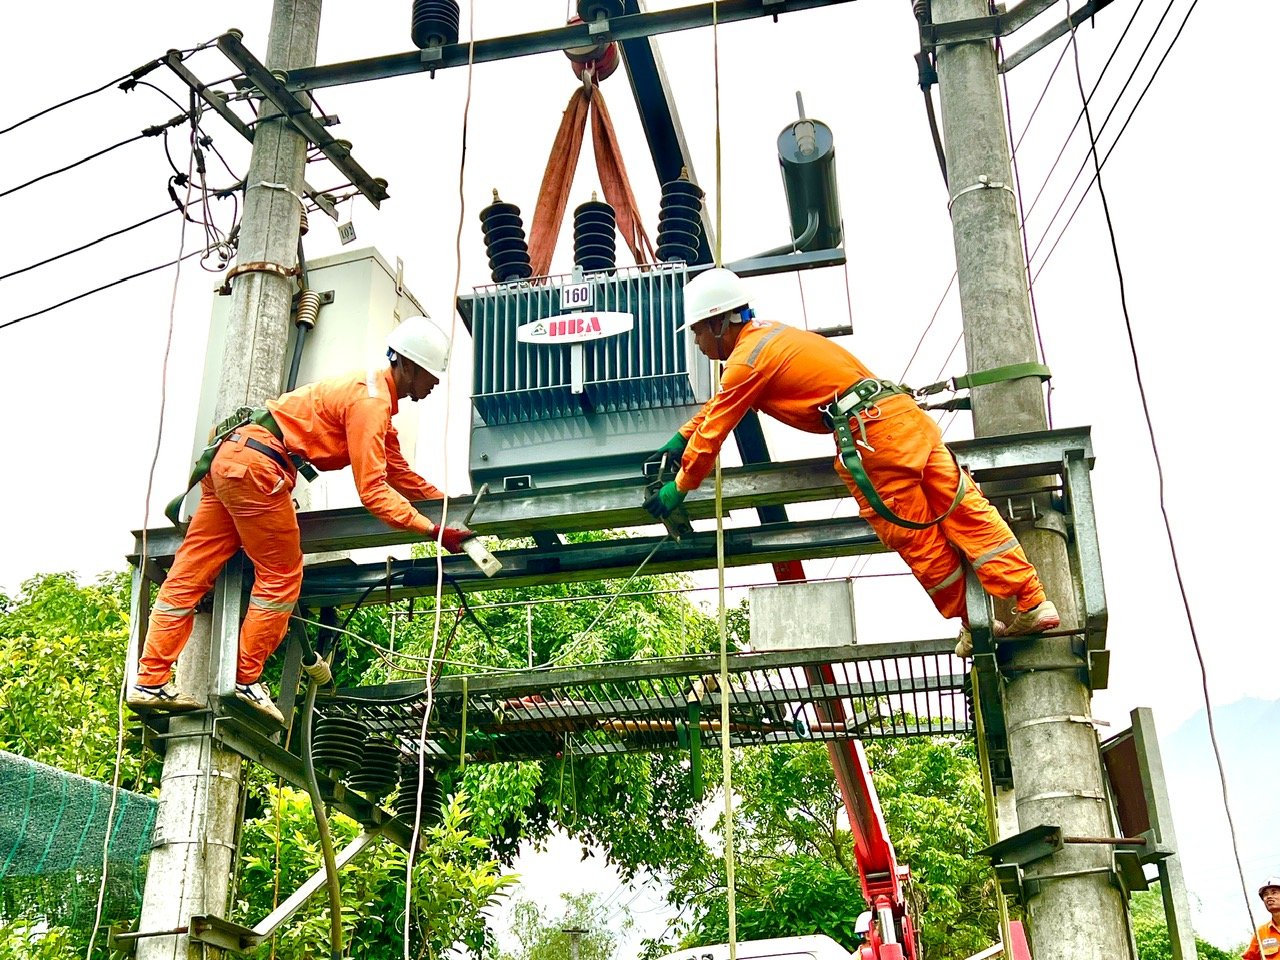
left=0, top=751, right=156, bottom=929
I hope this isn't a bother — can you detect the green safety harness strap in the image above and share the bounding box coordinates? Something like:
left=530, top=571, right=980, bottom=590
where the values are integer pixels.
left=820, top=364, right=1050, bottom=530
left=912, top=361, right=1052, bottom=397
left=163, top=406, right=316, bottom=525
left=832, top=411, right=968, bottom=530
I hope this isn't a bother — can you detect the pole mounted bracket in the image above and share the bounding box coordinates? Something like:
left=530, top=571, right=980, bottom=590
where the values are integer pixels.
left=917, top=0, right=1118, bottom=74
left=217, top=32, right=389, bottom=208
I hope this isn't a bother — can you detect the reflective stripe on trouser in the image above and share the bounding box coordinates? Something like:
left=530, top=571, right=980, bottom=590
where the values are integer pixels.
left=833, top=406, right=1046, bottom=622
left=139, top=429, right=301, bottom=686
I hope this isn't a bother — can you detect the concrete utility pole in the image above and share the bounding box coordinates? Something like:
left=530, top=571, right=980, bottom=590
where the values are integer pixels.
left=135, top=2, right=321, bottom=956
left=931, top=1, right=1132, bottom=957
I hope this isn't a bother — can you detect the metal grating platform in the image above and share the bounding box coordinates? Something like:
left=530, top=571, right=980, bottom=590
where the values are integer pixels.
left=315, top=641, right=972, bottom=766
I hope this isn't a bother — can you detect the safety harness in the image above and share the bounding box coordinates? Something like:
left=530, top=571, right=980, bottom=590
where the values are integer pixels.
left=821, top=363, right=1051, bottom=530
left=163, top=406, right=317, bottom=525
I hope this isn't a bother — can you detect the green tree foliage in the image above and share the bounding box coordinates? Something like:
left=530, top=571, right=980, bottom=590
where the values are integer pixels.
left=1130, top=889, right=1237, bottom=960
left=0, top=572, right=155, bottom=788
left=0, top=572, right=159, bottom=954
left=501, top=890, right=630, bottom=960
left=234, top=785, right=516, bottom=959
left=663, top=737, right=997, bottom=960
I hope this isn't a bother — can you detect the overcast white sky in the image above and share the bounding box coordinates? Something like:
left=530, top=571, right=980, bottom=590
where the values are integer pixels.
left=1, top=0, right=1275, bottom=950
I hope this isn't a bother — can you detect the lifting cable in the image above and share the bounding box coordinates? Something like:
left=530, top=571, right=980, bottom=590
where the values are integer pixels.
left=82, top=129, right=200, bottom=960
left=405, top=5, right=477, bottom=959
left=1059, top=0, right=1256, bottom=933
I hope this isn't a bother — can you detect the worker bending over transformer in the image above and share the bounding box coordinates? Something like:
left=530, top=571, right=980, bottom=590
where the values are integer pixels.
left=643, top=268, right=1059, bottom=654
left=130, top=316, right=474, bottom=723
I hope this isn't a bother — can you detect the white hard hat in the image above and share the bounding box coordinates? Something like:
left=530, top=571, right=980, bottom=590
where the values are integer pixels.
left=855, top=911, right=873, bottom=936
left=387, top=315, right=451, bottom=376
left=1260, top=877, right=1280, bottom=897
left=679, top=267, right=751, bottom=331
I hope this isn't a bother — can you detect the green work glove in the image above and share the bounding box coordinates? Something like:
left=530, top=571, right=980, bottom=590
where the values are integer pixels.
left=647, top=432, right=688, bottom=465
left=644, top=481, right=687, bottom=520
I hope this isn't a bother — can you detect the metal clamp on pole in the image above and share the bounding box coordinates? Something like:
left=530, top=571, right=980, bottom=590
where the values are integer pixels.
left=947, top=174, right=1016, bottom=214
left=220, top=260, right=300, bottom=294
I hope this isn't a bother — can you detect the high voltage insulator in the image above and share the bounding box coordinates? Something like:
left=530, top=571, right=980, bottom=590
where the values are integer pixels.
left=411, top=0, right=461, bottom=49
left=573, top=192, right=617, bottom=275
left=345, top=738, right=400, bottom=799
left=310, top=714, right=367, bottom=778
left=395, top=763, right=444, bottom=825
left=479, top=189, right=533, bottom=283
left=656, top=169, right=704, bottom=265
left=577, top=0, right=624, bottom=22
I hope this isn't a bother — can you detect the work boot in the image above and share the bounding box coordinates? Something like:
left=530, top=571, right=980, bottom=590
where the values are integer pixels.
left=127, top=681, right=202, bottom=712
left=954, top=620, right=1006, bottom=658
left=1003, top=600, right=1060, bottom=637
left=234, top=682, right=285, bottom=724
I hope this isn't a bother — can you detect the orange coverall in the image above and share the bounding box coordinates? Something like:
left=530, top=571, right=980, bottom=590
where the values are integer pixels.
left=1243, top=921, right=1280, bottom=960
left=139, top=367, right=443, bottom=686
left=673, top=319, right=1047, bottom=623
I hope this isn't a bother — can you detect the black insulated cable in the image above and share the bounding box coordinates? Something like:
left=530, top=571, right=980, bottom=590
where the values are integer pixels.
left=0, top=72, right=134, bottom=137
left=0, top=112, right=188, bottom=202
left=0, top=249, right=204, bottom=331
left=0, top=208, right=179, bottom=283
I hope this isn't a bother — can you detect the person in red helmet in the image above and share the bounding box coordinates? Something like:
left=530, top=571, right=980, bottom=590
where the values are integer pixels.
left=131, top=315, right=475, bottom=723
left=644, top=267, right=1059, bottom=654
left=1244, top=879, right=1280, bottom=960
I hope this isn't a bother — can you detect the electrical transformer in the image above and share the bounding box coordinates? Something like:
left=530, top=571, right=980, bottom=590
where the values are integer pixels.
left=457, top=262, right=712, bottom=490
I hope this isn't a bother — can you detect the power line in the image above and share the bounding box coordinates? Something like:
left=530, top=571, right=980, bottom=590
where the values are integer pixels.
left=0, top=249, right=204, bottom=332
left=1030, top=0, right=1203, bottom=282
left=1060, top=0, right=1254, bottom=935
left=0, top=208, right=178, bottom=283
left=0, top=108, right=193, bottom=202
left=0, top=72, right=133, bottom=137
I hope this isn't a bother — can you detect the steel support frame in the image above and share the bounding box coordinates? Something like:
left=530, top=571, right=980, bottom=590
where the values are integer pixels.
left=216, top=32, right=388, bottom=208
left=161, top=52, right=338, bottom=221
left=281, top=0, right=858, bottom=92
left=958, top=427, right=1107, bottom=789
left=915, top=0, right=1119, bottom=74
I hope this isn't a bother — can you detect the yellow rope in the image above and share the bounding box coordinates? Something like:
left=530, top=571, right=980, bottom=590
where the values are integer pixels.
left=710, top=4, right=736, bottom=955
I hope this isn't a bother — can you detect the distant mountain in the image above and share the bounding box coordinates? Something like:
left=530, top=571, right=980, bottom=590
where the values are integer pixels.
left=1161, top=697, right=1279, bottom=949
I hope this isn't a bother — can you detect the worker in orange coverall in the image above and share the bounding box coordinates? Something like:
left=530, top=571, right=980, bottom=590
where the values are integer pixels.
left=130, top=316, right=474, bottom=723
left=643, top=268, right=1059, bottom=655
left=1244, top=878, right=1280, bottom=960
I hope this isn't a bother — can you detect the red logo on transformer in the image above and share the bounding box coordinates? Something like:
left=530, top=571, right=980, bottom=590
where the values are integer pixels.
left=543, top=316, right=602, bottom=337
left=516, top=311, right=633, bottom=345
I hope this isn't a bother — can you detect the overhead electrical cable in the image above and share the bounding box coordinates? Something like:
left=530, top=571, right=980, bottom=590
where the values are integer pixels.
left=0, top=249, right=204, bottom=331
left=1022, top=0, right=1177, bottom=227
left=1059, top=0, right=1254, bottom=933
left=0, top=132, right=149, bottom=200
left=0, top=72, right=133, bottom=136
left=1029, top=0, right=1202, bottom=281
left=0, top=208, right=178, bottom=283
